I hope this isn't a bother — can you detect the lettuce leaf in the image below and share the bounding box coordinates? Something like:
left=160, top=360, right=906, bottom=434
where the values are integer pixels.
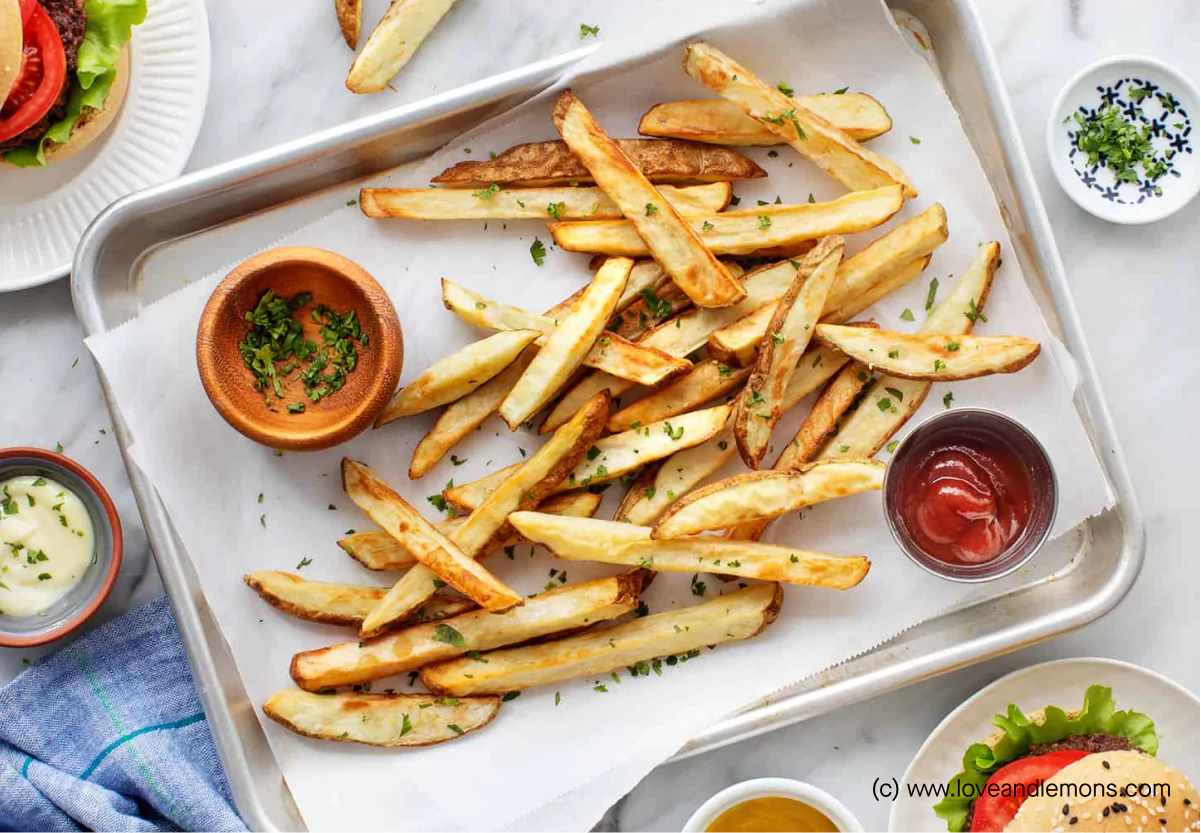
left=932, top=685, right=1158, bottom=832
left=3, top=0, right=147, bottom=167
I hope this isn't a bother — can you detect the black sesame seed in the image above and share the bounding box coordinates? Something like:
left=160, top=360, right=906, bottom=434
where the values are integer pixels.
left=1063, top=804, right=1070, bottom=816
left=1185, top=798, right=1192, bottom=806
left=1069, top=816, right=1078, bottom=825
left=1103, top=807, right=1111, bottom=817
left=1102, top=760, right=1111, bottom=769
left=1160, top=819, right=1167, bottom=825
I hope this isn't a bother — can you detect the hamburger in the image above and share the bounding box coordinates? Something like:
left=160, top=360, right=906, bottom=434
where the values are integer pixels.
left=934, top=685, right=1199, bottom=832
left=0, top=0, right=145, bottom=167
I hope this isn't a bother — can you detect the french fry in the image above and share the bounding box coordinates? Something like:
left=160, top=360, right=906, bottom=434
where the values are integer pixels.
left=734, top=237, right=844, bottom=467
left=782, top=344, right=855, bottom=410
left=430, top=138, right=766, bottom=188
left=549, top=186, right=903, bottom=257
left=343, top=461, right=524, bottom=635
left=609, top=281, right=693, bottom=339
left=499, top=257, right=633, bottom=428
left=606, top=359, right=750, bottom=433
left=420, top=583, right=782, bottom=696
left=441, top=279, right=690, bottom=386
left=345, top=0, right=460, bottom=94
left=614, top=424, right=738, bottom=525
left=639, top=96, right=893, bottom=144
left=263, top=689, right=498, bottom=747
left=339, top=492, right=602, bottom=570
left=548, top=260, right=670, bottom=320
left=290, top=572, right=643, bottom=691
left=334, top=0, right=361, bottom=49
left=683, top=43, right=916, bottom=198
left=815, top=243, right=1001, bottom=459
left=814, top=326, right=1041, bottom=381
left=775, top=360, right=874, bottom=473
left=376, top=329, right=540, bottom=425
left=244, top=572, right=476, bottom=627
left=360, top=182, right=732, bottom=220
left=553, top=90, right=745, bottom=309
left=508, top=512, right=870, bottom=589
left=362, top=394, right=609, bottom=633
left=652, top=459, right=885, bottom=539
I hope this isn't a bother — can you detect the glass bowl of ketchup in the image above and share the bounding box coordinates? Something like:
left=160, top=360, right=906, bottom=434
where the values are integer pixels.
left=883, top=409, right=1057, bottom=582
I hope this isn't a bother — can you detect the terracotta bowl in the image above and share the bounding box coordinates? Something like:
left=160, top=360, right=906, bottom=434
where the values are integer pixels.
left=197, top=247, right=403, bottom=450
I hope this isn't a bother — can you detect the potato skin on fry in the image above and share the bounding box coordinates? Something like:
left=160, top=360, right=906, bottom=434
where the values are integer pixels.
left=244, top=571, right=476, bottom=627
left=334, top=0, right=361, bottom=49
left=813, top=326, right=1041, bottom=381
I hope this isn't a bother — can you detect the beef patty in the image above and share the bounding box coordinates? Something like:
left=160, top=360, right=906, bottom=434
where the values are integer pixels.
left=0, top=0, right=87, bottom=154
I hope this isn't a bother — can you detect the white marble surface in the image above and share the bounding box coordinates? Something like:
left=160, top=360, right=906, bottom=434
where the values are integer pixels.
left=0, top=0, right=1196, bottom=829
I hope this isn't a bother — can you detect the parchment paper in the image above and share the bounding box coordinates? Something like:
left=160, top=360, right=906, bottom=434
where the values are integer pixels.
left=86, top=0, right=1114, bottom=829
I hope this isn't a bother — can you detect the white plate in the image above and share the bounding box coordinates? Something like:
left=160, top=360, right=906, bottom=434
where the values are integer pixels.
left=889, top=658, right=1201, bottom=832
left=0, top=0, right=210, bottom=292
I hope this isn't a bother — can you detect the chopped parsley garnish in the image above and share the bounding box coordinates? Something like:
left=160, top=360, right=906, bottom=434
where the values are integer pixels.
left=663, top=421, right=684, bottom=441
left=1071, top=105, right=1166, bottom=184
left=884, top=386, right=905, bottom=402
left=943, top=391, right=955, bottom=408
left=925, top=277, right=939, bottom=311
left=900, top=308, right=915, bottom=322
left=832, top=86, right=849, bottom=95
left=691, top=573, right=707, bottom=596
left=586, top=445, right=602, bottom=461
left=447, top=723, right=465, bottom=735
left=771, top=332, right=784, bottom=345
left=399, top=714, right=412, bottom=737
left=579, top=23, right=599, bottom=38
left=757, top=214, right=772, bottom=230
left=717, top=364, right=733, bottom=377
left=701, top=220, right=715, bottom=231
left=717, top=440, right=728, bottom=451
left=946, top=340, right=960, bottom=352
left=296, top=557, right=312, bottom=569
left=763, top=108, right=807, bottom=140
left=887, top=440, right=899, bottom=453
left=634, top=601, right=649, bottom=618
left=640, top=288, right=673, bottom=318
left=934, top=359, right=947, bottom=372
left=767, top=150, right=779, bottom=158
left=546, top=201, right=566, bottom=220
left=645, top=203, right=658, bottom=216
left=910, top=136, right=921, bottom=145
left=746, top=389, right=765, bottom=407
left=789, top=554, right=799, bottom=563
left=530, top=238, right=547, bottom=266
left=472, top=183, right=500, bottom=200
left=37, top=573, right=51, bottom=582
left=877, top=397, right=893, bottom=412
left=433, top=624, right=466, bottom=648
left=502, top=691, right=521, bottom=702
left=450, top=454, right=467, bottom=466
left=776, top=82, right=795, bottom=96
left=965, top=298, right=988, bottom=323
left=888, top=348, right=899, bottom=359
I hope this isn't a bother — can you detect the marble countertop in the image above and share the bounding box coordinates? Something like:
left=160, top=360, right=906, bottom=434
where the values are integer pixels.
left=0, top=0, right=1197, bottom=829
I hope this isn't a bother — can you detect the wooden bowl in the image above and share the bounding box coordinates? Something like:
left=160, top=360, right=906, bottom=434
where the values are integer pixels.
left=197, top=247, right=402, bottom=450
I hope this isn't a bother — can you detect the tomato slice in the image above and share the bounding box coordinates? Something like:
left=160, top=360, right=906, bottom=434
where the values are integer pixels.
left=969, top=750, right=1091, bottom=832
left=18, top=0, right=36, bottom=26
left=0, top=3, right=66, bottom=144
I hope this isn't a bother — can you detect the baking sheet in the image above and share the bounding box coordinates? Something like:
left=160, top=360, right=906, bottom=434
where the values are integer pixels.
left=86, top=0, right=1113, bottom=829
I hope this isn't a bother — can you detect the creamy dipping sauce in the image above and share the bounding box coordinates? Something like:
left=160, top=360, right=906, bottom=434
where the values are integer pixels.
left=0, top=475, right=96, bottom=616
left=706, top=796, right=840, bottom=832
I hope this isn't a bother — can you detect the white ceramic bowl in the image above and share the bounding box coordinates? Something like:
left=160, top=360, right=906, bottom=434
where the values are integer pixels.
left=1046, top=55, right=1199, bottom=224
left=682, top=777, right=864, bottom=832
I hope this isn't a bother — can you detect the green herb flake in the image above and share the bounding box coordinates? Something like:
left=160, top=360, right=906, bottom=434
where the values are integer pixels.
left=910, top=136, right=921, bottom=145
left=546, top=201, right=566, bottom=220
left=645, top=202, right=658, bottom=216
left=579, top=23, right=599, bottom=38
left=530, top=238, right=547, bottom=266
left=943, top=391, right=955, bottom=409
left=887, top=440, right=900, bottom=453
left=776, top=82, right=795, bottom=96
left=925, top=277, right=940, bottom=311
left=757, top=214, right=772, bottom=230
left=296, top=557, right=312, bottom=570
left=433, top=624, right=466, bottom=648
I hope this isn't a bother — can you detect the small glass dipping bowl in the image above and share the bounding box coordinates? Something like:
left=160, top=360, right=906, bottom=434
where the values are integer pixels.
left=883, top=409, right=1057, bottom=582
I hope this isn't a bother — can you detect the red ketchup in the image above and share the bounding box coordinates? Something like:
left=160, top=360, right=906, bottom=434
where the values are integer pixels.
left=898, top=435, right=1033, bottom=565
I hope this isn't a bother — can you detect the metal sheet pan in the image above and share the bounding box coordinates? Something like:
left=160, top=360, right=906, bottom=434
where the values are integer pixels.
left=72, top=4, right=1143, bottom=829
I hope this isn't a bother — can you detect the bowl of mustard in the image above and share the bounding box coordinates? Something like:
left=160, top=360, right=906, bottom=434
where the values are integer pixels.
left=682, top=777, right=863, bottom=833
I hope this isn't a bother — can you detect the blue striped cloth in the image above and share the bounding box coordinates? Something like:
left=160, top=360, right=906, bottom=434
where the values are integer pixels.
left=0, top=595, right=246, bottom=832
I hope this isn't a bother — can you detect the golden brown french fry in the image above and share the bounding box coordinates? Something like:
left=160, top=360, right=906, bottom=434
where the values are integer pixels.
left=420, top=583, right=782, bottom=696
left=360, top=182, right=732, bottom=220
left=345, top=0, right=460, bottom=94
left=553, top=90, right=744, bottom=309
left=639, top=95, right=893, bottom=144
left=683, top=43, right=916, bottom=198
left=263, top=689, right=498, bottom=747
left=343, top=461, right=524, bottom=634
left=499, top=257, right=632, bottom=428
left=244, top=572, right=476, bottom=627
left=334, top=0, right=361, bottom=49
left=609, top=281, right=693, bottom=340
left=734, top=237, right=844, bottom=468
left=814, top=326, right=1041, bottom=381
left=290, top=572, right=643, bottom=691
left=606, top=359, right=750, bottom=433
left=508, top=512, right=870, bottom=589
left=782, top=344, right=854, bottom=410
left=614, top=424, right=738, bottom=525
left=815, top=243, right=1001, bottom=459
left=652, top=459, right=885, bottom=539
left=376, top=329, right=540, bottom=425
left=339, top=492, right=602, bottom=570
left=775, top=360, right=874, bottom=473
left=549, top=186, right=903, bottom=257
left=430, top=138, right=766, bottom=188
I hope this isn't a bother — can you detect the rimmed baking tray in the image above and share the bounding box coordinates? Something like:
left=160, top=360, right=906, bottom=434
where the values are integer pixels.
left=72, top=3, right=1143, bottom=829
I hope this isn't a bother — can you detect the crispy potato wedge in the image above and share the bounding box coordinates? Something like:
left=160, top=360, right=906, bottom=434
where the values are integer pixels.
left=263, top=689, right=498, bottom=747
left=814, top=326, right=1040, bottom=381
left=290, top=572, right=643, bottom=691
left=609, top=263, right=738, bottom=338
left=364, top=394, right=608, bottom=631
left=377, top=329, right=540, bottom=425
left=652, top=459, right=885, bottom=539
left=420, top=582, right=781, bottom=696
left=430, top=138, right=766, bottom=188
left=334, top=0, right=361, bottom=49
left=614, top=424, right=738, bottom=525
left=509, top=512, right=870, bottom=589
left=683, top=43, right=916, bottom=198
left=815, top=243, right=1001, bottom=460
left=343, top=460, right=523, bottom=634
left=345, top=0, right=460, bottom=94
left=553, top=90, right=744, bottom=309
left=775, top=360, right=874, bottom=473
left=540, top=257, right=814, bottom=432
left=499, top=257, right=632, bottom=427
left=782, top=344, right=854, bottom=410
left=441, top=279, right=690, bottom=386
left=244, top=572, right=476, bottom=627
left=639, top=96, right=893, bottom=145
left=549, top=186, right=903, bottom=257
left=734, top=237, right=844, bottom=468
left=606, top=359, right=750, bottom=433
left=443, top=465, right=517, bottom=513
left=339, top=492, right=602, bottom=570
left=360, top=182, right=732, bottom=220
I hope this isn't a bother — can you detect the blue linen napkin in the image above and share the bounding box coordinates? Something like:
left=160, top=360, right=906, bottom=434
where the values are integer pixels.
left=0, top=595, right=246, bottom=832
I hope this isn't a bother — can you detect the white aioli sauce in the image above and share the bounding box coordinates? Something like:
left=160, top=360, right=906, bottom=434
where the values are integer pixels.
left=0, top=475, right=96, bottom=617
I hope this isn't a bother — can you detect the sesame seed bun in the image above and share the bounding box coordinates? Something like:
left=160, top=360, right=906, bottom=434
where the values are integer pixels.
left=1003, top=750, right=1200, bottom=832
left=0, top=0, right=22, bottom=105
